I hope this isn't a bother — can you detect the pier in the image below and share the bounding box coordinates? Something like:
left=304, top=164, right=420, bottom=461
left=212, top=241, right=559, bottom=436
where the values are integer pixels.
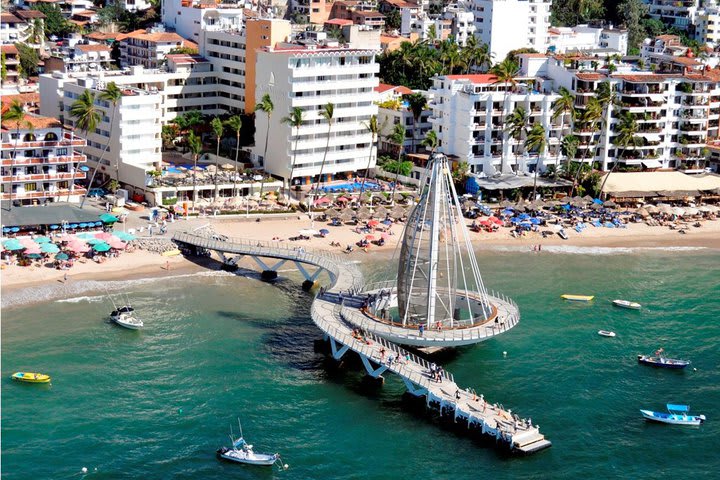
left=173, top=231, right=552, bottom=454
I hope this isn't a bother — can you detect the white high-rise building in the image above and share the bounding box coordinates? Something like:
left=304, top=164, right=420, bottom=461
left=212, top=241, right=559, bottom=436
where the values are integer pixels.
left=429, top=73, right=562, bottom=174
left=161, top=0, right=244, bottom=43
left=471, top=0, right=552, bottom=63
left=253, top=45, right=379, bottom=186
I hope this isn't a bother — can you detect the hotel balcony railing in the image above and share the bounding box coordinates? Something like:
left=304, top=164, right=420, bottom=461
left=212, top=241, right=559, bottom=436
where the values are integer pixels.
left=1, top=133, right=86, bottom=150
left=1, top=155, right=86, bottom=166
left=1, top=187, right=87, bottom=200
left=1, top=172, right=87, bottom=183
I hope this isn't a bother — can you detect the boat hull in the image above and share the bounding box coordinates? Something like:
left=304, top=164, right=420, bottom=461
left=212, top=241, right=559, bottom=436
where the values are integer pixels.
left=613, top=300, right=641, bottom=310
left=637, top=355, right=689, bottom=369
left=561, top=295, right=594, bottom=302
left=598, top=330, right=616, bottom=337
left=113, top=318, right=143, bottom=329
left=216, top=448, right=277, bottom=466
left=640, top=410, right=705, bottom=425
left=11, top=372, right=51, bottom=383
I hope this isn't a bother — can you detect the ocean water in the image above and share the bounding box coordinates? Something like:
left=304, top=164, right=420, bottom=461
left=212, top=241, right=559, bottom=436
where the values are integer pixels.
left=2, top=248, right=720, bottom=479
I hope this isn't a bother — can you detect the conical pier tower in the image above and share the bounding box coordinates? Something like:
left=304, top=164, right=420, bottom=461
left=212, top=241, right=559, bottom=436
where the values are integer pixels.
left=357, top=153, right=520, bottom=347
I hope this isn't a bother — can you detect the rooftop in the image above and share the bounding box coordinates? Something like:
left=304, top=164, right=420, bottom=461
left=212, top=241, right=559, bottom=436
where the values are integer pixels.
left=0, top=203, right=102, bottom=228
left=13, top=10, right=47, bottom=19
left=0, top=13, right=22, bottom=24
left=376, top=83, right=413, bottom=94
left=444, top=74, right=499, bottom=84
left=75, top=44, right=112, bottom=53
left=1, top=113, right=62, bottom=131
left=166, top=54, right=209, bottom=64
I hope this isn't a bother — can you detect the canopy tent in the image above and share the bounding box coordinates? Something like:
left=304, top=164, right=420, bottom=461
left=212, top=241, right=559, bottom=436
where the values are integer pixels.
left=472, top=174, right=572, bottom=191
left=601, top=172, right=720, bottom=196
left=0, top=203, right=102, bottom=229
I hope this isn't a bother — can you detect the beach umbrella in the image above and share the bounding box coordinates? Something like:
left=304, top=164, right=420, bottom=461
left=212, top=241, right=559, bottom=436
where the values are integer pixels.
left=603, top=200, right=617, bottom=208
left=479, top=220, right=491, bottom=227
left=25, top=253, right=43, bottom=259
left=367, top=220, right=380, bottom=227
left=94, top=221, right=104, bottom=227
left=582, top=195, right=594, bottom=203
left=69, top=224, right=79, bottom=229
left=55, top=252, right=69, bottom=261
left=11, top=227, right=20, bottom=233
left=93, top=242, right=111, bottom=252
left=49, top=224, right=60, bottom=230
left=382, top=219, right=393, bottom=226
left=114, top=231, right=136, bottom=242
left=66, top=242, right=90, bottom=253
left=95, top=232, right=113, bottom=241
left=99, top=213, right=119, bottom=224
left=79, top=223, right=89, bottom=229
left=636, top=208, right=650, bottom=218
left=86, top=238, right=104, bottom=245
left=107, top=239, right=127, bottom=250
left=20, top=237, right=37, bottom=247
left=529, top=218, right=541, bottom=225
left=77, top=233, right=95, bottom=240
left=645, top=205, right=659, bottom=214
left=365, top=235, right=376, bottom=241
left=590, top=203, right=603, bottom=210
left=3, top=239, right=24, bottom=251
left=683, top=207, right=699, bottom=216
left=34, top=236, right=52, bottom=244
left=500, top=200, right=513, bottom=208
left=2, top=227, right=10, bottom=233
left=40, top=243, right=60, bottom=254
left=221, top=163, right=235, bottom=170
left=657, top=204, right=673, bottom=214
left=314, top=196, right=331, bottom=206
left=23, top=245, right=42, bottom=255
left=671, top=207, right=685, bottom=216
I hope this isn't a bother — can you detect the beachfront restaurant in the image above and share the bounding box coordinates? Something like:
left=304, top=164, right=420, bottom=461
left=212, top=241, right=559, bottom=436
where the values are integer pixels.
left=0, top=202, right=115, bottom=236
left=467, top=174, right=573, bottom=201
left=600, top=171, right=720, bottom=204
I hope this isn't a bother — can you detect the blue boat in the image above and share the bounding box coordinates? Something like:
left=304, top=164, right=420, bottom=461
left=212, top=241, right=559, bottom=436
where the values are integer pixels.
left=637, top=348, right=690, bottom=369
left=640, top=404, right=706, bottom=425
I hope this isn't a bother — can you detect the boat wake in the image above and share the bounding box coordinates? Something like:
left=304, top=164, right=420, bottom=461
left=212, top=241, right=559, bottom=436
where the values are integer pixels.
left=2, top=270, right=234, bottom=310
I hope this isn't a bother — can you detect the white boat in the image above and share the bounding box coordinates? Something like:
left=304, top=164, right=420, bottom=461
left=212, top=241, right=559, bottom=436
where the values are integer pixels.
left=612, top=299, right=641, bottom=310
left=598, top=330, right=616, bottom=337
left=112, top=312, right=144, bottom=330
left=640, top=404, right=706, bottom=426
left=216, top=420, right=285, bottom=469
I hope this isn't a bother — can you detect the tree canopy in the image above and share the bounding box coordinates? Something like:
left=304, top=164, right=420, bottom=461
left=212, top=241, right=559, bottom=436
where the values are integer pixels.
left=33, top=4, right=74, bottom=38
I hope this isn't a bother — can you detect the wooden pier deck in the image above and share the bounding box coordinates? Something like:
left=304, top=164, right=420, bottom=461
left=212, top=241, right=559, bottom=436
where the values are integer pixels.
left=173, top=232, right=551, bottom=454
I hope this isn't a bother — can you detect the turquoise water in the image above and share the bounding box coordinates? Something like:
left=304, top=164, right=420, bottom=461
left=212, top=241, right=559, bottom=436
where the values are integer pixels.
left=3, top=249, right=720, bottom=479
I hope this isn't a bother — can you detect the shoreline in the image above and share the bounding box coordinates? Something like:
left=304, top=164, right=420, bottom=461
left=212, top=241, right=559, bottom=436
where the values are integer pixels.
left=2, top=216, right=718, bottom=309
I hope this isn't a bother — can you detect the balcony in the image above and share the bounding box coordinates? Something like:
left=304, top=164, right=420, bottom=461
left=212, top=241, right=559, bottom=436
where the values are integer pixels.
left=1, top=172, right=87, bottom=183
left=1, top=154, right=86, bottom=166
left=1, top=186, right=87, bottom=200
left=1, top=135, right=86, bottom=150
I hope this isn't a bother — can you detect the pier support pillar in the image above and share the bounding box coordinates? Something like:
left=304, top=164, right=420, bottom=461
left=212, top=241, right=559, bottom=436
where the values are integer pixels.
left=361, top=374, right=385, bottom=387
left=261, top=270, right=278, bottom=280
left=359, top=355, right=388, bottom=379
left=329, top=337, right=350, bottom=360
left=294, top=261, right=324, bottom=283
left=401, top=377, right=428, bottom=397
left=302, top=280, right=316, bottom=291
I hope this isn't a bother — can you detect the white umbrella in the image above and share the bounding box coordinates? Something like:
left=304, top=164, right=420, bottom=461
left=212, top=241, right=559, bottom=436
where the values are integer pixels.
left=672, top=206, right=685, bottom=216
left=683, top=207, right=699, bottom=216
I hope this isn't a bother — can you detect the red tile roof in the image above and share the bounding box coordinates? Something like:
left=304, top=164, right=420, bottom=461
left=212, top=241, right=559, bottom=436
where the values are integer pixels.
left=576, top=72, right=606, bottom=81
left=166, top=54, right=208, bottom=64
left=375, top=83, right=412, bottom=94
left=325, top=18, right=354, bottom=26
left=75, top=44, right=111, bottom=53
left=1, top=113, right=62, bottom=131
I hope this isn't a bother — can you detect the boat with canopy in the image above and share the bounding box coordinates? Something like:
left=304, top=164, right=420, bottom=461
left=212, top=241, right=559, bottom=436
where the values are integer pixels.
left=640, top=404, right=706, bottom=425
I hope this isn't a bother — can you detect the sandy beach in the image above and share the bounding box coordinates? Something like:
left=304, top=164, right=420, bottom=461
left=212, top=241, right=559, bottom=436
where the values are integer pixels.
left=2, top=213, right=719, bottom=303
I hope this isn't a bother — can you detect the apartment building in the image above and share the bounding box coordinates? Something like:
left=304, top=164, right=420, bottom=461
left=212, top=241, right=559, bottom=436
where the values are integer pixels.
left=429, top=73, right=563, bottom=174
left=1, top=113, right=88, bottom=205
left=119, top=28, right=196, bottom=69
left=645, top=0, right=700, bottom=31
left=116, top=0, right=153, bottom=12
left=292, top=0, right=331, bottom=24
left=547, top=24, right=628, bottom=55
left=376, top=84, right=432, bottom=154
left=696, top=2, right=720, bottom=44
left=471, top=0, right=552, bottom=62
left=161, top=0, right=244, bottom=42
left=1, top=45, right=21, bottom=86
left=253, top=44, right=379, bottom=186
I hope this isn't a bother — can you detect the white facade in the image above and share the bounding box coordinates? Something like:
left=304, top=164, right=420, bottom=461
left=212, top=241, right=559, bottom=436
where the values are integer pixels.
left=696, top=2, right=720, bottom=45
left=377, top=90, right=432, bottom=154
left=253, top=46, right=379, bottom=184
left=114, top=0, right=153, bottom=12
left=445, top=7, right=476, bottom=47
left=646, top=0, right=700, bottom=30
left=430, top=74, right=562, bottom=174
left=162, top=0, right=244, bottom=43
left=547, top=24, right=628, bottom=55
left=471, top=0, right=551, bottom=63
left=119, top=27, right=192, bottom=69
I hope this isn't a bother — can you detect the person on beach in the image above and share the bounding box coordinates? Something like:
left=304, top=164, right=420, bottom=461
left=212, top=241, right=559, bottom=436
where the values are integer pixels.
left=63, top=273, right=68, bottom=283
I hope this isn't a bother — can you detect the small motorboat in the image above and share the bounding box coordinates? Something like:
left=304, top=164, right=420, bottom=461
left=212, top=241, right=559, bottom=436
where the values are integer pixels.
left=598, top=330, right=616, bottom=337
left=641, top=404, right=706, bottom=425
left=12, top=372, right=51, bottom=384
left=613, top=299, right=641, bottom=310
left=561, top=294, right=594, bottom=302
left=112, top=312, right=143, bottom=330
left=637, top=349, right=690, bottom=369
left=217, top=420, right=285, bottom=469
left=111, top=305, right=134, bottom=321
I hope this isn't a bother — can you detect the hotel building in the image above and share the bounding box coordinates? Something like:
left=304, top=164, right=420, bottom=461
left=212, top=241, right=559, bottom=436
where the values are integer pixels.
left=1, top=113, right=87, bottom=205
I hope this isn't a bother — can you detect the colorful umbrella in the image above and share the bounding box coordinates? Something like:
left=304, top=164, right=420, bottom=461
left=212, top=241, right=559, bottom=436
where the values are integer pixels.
left=93, top=242, right=111, bottom=252
left=66, top=242, right=90, bottom=253
left=99, top=213, right=119, bottom=223
left=86, top=238, right=104, bottom=245
left=114, top=231, right=136, bottom=242
left=367, top=220, right=380, bottom=227
left=95, top=232, right=113, bottom=241
left=41, top=243, right=60, bottom=253
left=365, top=235, right=376, bottom=241
left=25, top=253, right=43, bottom=259
left=50, top=224, right=60, bottom=230
left=23, top=246, right=42, bottom=255
left=34, top=236, right=52, bottom=244
left=55, top=252, right=69, bottom=260
left=107, top=240, right=127, bottom=250
left=3, top=239, right=24, bottom=250
left=319, top=229, right=330, bottom=235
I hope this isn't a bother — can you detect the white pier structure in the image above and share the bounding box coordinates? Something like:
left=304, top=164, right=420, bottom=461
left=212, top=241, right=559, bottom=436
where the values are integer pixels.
left=173, top=231, right=551, bottom=454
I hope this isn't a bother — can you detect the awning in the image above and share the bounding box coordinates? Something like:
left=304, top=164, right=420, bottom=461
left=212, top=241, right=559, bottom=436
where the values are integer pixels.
left=642, top=160, right=662, bottom=168
left=667, top=404, right=690, bottom=412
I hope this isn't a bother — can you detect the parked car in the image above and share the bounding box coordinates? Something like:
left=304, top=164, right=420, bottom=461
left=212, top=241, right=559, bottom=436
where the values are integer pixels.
left=88, top=188, right=107, bottom=198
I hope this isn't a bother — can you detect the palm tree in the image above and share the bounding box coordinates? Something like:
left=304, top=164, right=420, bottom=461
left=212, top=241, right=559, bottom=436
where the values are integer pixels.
left=491, top=58, right=520, bottom=174
left=505, top=106, right=528, bottom=170
left=172, top=110, right=203, bottom=152
left=359, top=114, right=379, bottom=197
left=211, top=116, right=223, bottom=201
left=224, top=115, right=242, bottom=198
left=256, top=93, right=274, bottom=198
left=406, top=92, right=427, bottom=154
left=598, top=111, right=640, bottom=198
left=80, top=82, right=121, bottom=208
left=524, top=123, right=547, bottom=200
left=281, top=107, right=303, bottom=201
left=421, top=130, right=439, bottom=153
left=560, top=134, right=579, bottom=181
left=3, top=100, right=32, bottom=210
left=315, top=102, right=335, bottom=193
left=389, top=123, right=407, bottom=204
left=69, top=89, right=103, bottom=204
left=571, top=96, right=602, bottom=196
left=552, top=86, right=575, bottom=137
left=187, top=131, right=202, bottom=212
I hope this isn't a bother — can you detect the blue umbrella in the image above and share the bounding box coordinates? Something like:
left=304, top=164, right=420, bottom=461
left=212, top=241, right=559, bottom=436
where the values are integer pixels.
left=93, top=242, right=111, bottom=252
left=319, top=229, right=330, bottom=235
left=34, top=236, right=52, bottom=244
left=79, top=223, right=89, bottom=228
left=55, top=252, right=69, bottom=261
left=50, top=225, right=60, bottom=230
left=11, top=227, right=20, bottom=233
left=529, top=218, right=541, bottom=225
left=561, top=204, right=571, bottom=211
left=3, top=239, right=24, bottom=250
left=520, top=222, right=532, bottom=228
left=593, top=198, right=603, bottom=205
left=510, top=218, right=521, bottom=224
left=2, top=227, right=9, bottom=233
left=94, top=221, right=103, bottom=227
left=114, top=232, right=136, bottom=242
left=41, top=243, right=60, bottom=253
left=86, top=238, right=103, bottom=245
left=26, top=253, right=43, bottom=259
left=69, top=224, right=78, bottom=229
left=78, top=233, right=95, bottom=240
left=502, top=209, right=514, bottom=215
left=99, top=213, right=118, bottom=223
left=518, top=213, right=530, bottom=220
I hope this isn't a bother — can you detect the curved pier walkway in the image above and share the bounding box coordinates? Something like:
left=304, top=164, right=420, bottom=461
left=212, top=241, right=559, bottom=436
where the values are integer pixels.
left=173, top=231, right=551, bottom=454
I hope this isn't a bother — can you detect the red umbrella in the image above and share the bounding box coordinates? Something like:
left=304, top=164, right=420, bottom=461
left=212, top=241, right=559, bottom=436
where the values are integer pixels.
left=336, top=196, right=349, bottom=203
left=95, top=232, right=113, bottom=240
left=479, top=220, right=491, bottom=227
left=314, top=196, right=331, bottom=206
left=367, top=220, right=380, bottom=227
left=365, top=235, right=376, bottom=241
left=488, top=216, right=503, bottom=225
left=108, top=239, right=127, bottom=250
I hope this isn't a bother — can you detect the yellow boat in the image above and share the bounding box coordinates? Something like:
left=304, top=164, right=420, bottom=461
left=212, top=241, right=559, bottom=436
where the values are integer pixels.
left=161, top=249, right=181, bottom=257
left=561, top=294, right=595, bottom=302
left=11, top=372, right=51, bottom=384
